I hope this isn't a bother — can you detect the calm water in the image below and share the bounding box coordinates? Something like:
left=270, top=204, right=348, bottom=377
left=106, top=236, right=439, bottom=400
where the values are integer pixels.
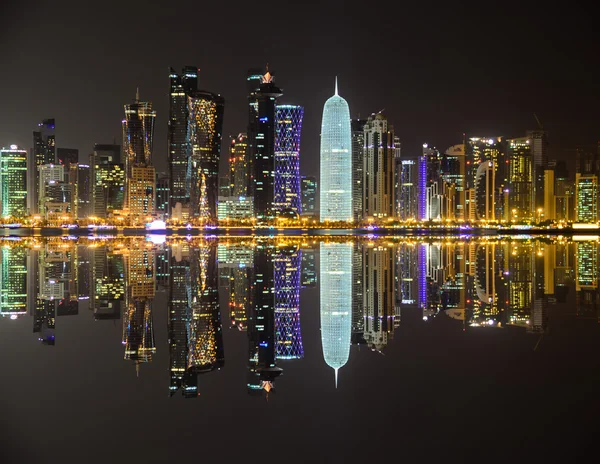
left=0, top=236, right=598, bottom=463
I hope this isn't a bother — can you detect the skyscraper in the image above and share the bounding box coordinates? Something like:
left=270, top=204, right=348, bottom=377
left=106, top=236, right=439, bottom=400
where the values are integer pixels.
left=246, top=68, right=263, bottom=198
left=229, top=133, right=249, bottom=197
left=506, top=137, right=533, bottom=222
left=320, top=242, right=352, bottom=387
left=575, top=145, right=600, bottom=223
left=253, top=67, right=283, bottom=222
left=75, top=163, right=91, bottom=219
left=187, top=90, right=224, bottom=223
left=29, top=119, right=55, bottom=214
left=363, top=113, right=397, bottom=219
left=90, top=144, right=124, bottom=218
left=301, top=176, right=317, bottom=216
left=351, top=118, right=367, bottom=222
left=122, top=90, right=156, bottom=220
left=320, top=79, right=352, bottom=222
left=274, top=105, right=303, bottom=215
left=398, top=158, right=418, bottom=221
left=169, top=66, right=199, bottom=213
left=0, top=145, right=28, bottom=218
left=441, top=144, right=466, bottom=221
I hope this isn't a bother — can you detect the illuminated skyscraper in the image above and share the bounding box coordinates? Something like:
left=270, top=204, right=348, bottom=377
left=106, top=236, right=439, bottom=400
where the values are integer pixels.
left=274, top=246, right=303, bottom=360
left=156, top=173, right=170, bottom=215
left=575, top=241, right=599, bottom=318
left=217, top=243, right=253, bottom=330
left=122, top=91, right=156, bottom=221
left=169, top=66, right=199, bottom=212
left=274, top=105, right=303, bottom=215
left=351, top=118, right=367, bottom=222
left=320, top=79, right=352, bottom=222
left=398, top=158, right=418, bottom=221
left=575, top=146, right=600, bottom=223
left=187, top=91, right=224, bottom=223
left=320, top=242, right=352, bottom=387
left=90, top=144, right=124, bottom=218
left=506, top=137, right=533, bottom=222
left=0, top=145, right=28, bottom=218
left=230, top=133, right=249, bottom=197
left=420, top=145, right=442, bottom=221
left=475, top=161, right=496, bottom=220
left=253, top=67, right=283, bottom=222
left=441, top=144, right=466, bottom=221
left=29, top=118, right=55, bottom=214
left=363, top=113, right=397, bottom=219
left=246, top=68, right=263, bottom=198
left=0, top=246, right=27, bottom=320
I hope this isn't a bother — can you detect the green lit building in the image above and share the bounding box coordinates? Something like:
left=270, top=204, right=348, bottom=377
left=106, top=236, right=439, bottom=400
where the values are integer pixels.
left=0, top=145, right=28, bottom=218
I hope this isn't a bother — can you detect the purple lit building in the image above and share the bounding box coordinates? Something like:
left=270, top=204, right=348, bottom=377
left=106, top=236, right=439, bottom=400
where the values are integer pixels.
left=274, top=246, right=303, bottom=360
left=274, top=105, right=304, bottom=215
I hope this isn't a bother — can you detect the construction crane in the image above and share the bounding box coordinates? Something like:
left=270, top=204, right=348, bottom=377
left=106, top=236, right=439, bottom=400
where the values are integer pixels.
left=533, top=113, right=543, bottom=130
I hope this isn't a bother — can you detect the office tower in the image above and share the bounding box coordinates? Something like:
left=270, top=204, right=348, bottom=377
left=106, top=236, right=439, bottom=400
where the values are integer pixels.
left=351, top=118, right=367, bottom=222
left=274, top=105, right=304, bottom=215
left=90, top=144, right=124, bottom=218
left=554, top=160, right=573, bottom=221
left=529, top=129, right=549, bottom=219
left=301, top=247, right=317, bottom=287
left=441, top=144, right=466, bottom=221
left=320, top=242, right=352, bottom=387
left=122, top=243, right=156, bottom=372
left=75, top=164, right=91, bottom=219
left=506, top=137, right=534, bottom=222
left=575, top=145, right=600, bottom=223
left=320, top=79, right=352, bottom=222
left=219, top=176, right=230, bottom=198
left=351, top=241, right=365, bottom=344
left=253, top=67, right=283, bottom=222
left=38, top=163, right=68, bottom=219
left=169, top=66, right=199, bottom=212
left=475, top=161, right=495, bottom=220
left=29, top=119, right=55, bottom=214
left=363, top=113, right=397, bottom=219
left=398, top=158, right=418, bottom=221
left=420, top=145, right=442, bottom=221
left=156, top=173, right=170, bottom=216
left=543, top=169, right=555, bottom=221
left=247, top=241, right=282, bottom=395
left=0, top=145, right=28, bottom=218
left=363, top=244, right=397, bottom=350
left=301, top=176, right=317, bottom=216
left=0, top=246, right=27, bottom=320
left=122, top=90, right=156, bottom=220
left=229, top=133, right=249, bottom=197
left=274, top=246, right=303, bottom=360
left=56, top=148, right=78, bottom=167
left=246, top=68, right=263, bottom=198
left=187, top=90, right=224, bottom=223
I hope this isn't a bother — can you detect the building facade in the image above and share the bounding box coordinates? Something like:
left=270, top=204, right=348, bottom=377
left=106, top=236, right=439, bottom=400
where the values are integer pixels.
left=274, top=105, right=303, bottom=215
left=351, top=118, right=367, bottom=222
left=0, top=145, right=28, bottom=218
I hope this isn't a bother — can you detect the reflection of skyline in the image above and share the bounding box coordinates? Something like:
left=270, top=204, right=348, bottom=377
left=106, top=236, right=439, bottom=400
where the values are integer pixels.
left=1, top=237, right=599, bottom=389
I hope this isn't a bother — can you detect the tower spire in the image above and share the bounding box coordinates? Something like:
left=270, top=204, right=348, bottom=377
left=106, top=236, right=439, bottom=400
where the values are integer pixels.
left=335, top=76, right=338, bottom=96
left=135, top=87, right=140, bottom=102
left=334, top=367, right=339, bottom=388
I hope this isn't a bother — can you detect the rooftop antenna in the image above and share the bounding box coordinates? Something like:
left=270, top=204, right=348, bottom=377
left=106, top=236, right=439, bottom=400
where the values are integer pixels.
left=534, top=113, right=543, bottom=130
left=135, top=87, right=140, bottom=102
left=334, top=367, right=338, bottom=389
left=335, top=76, right=338, bottom=96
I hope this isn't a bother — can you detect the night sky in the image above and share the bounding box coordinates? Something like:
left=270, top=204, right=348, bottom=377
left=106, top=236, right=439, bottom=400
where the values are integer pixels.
left=1, top=1, right=599, bottom=178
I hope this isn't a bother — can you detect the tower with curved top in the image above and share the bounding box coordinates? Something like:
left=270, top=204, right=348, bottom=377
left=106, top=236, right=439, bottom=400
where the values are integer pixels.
left=320, top=79, right=352, bottom=222
left=320, top=242, right=352, bottom=387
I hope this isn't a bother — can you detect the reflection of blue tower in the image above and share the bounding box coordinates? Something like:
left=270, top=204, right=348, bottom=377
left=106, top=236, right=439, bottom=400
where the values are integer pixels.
left=275, top=246, right=303, bottom=360
left=320, top=242, right=352, bottom=388
left=418, top=243, right=427, bottom=311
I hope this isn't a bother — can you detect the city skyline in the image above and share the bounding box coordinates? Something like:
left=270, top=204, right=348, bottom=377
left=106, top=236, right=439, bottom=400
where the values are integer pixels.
left=1, top=3, right=598, bottom=181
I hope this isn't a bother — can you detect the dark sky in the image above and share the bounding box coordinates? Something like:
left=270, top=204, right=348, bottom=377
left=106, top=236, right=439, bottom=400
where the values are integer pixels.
left=1, top=0, right=598, bottom=178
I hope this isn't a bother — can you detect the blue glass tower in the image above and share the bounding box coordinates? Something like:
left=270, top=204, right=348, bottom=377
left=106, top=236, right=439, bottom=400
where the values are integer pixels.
left=320, top=79, right=352, bottom=222
left=320, top=242, right=352, bottom=387
left=275, top=246, right=303, bottom=360
left=275, top=105, right=304, bottom=215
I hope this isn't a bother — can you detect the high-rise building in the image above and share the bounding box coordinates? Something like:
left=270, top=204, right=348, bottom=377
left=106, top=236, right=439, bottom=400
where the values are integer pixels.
left=320, top=242, right=352, bottom=387
left=0, top=145, right=28, bottom=218
left=229, top=133, right=249, bottom=197
left=56, top=148, right=78, bottom=167
left=475, top=161, right=496, bottom=220
left=398, top=158, right=418, bottom=221
left=301, top=176, right=317, bottom=216
left=29, top=119, right=55, bottom=214
left=253, top=67, right=283, bottom=222
left=529, top=129, right=549, bottom=219
left=169, top=66, right=199, bottom=212
left=320, top=79, right=352, bottom=222
left=156, top=172, right=170, bottom=216
left=187, top=90, right=224, bottom=223
left=301, top=247, right=317, bottom=287
left=544, top=169, right=556, bottom=221
left=38, top=163, right=65, bottom=217
left=246, top=68, right=263, bottom=199
left=274, top=246, right=303, bottom=360
left=90, top=144, right=124, bottom=218
left=274, top=105, right=303, bottom=215
left=575, top=145, right=600, bottom=223
left=351, top=118, right=367, bottom=222
left=75, top=164, right=91, bottom=219
left=420, top=145, right=442, bottom=221
left=122, top=90, right=156, bottom=218
left=363, top=113, right=397, bottom=219
left=506, top=137, right=534, bottom=222
left=441, top=144, right=466, bottom=221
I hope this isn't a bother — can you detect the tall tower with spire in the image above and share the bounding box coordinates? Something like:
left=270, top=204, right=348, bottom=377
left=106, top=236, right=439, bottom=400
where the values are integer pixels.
left=320, top=78, right=352, bottom=222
